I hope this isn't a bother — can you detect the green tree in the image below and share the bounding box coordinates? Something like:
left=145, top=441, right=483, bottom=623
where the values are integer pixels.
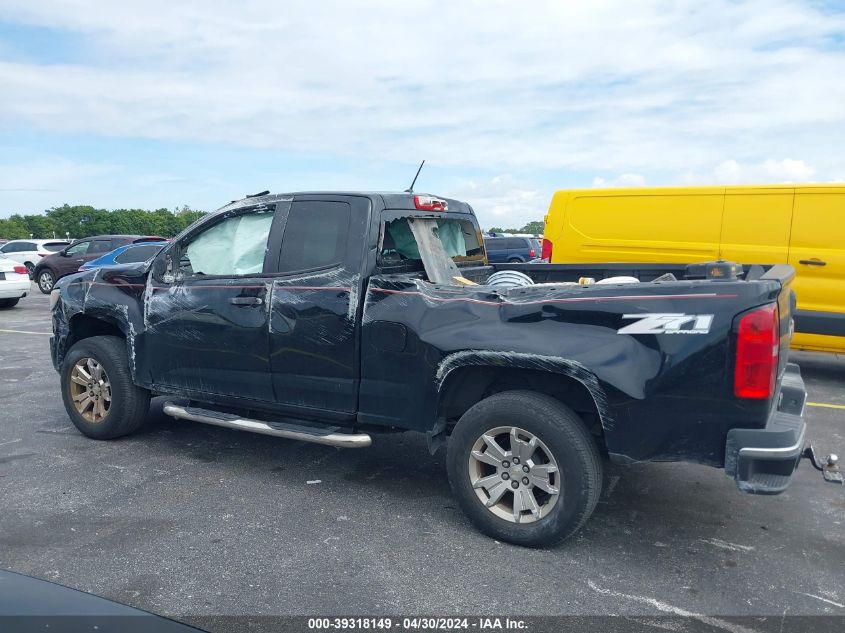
left=486, top=220, right=544, bottom=235
left=520, top=220, right=544, bottom=235
left=23, top=214, right=56, bottom=238
left=0, top=204, right=208, bottom=241
left=0, top=215, right=29, bottom=239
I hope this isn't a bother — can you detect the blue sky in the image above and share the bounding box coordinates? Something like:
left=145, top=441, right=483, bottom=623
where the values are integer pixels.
left=1, top=0, right=844, bottom=228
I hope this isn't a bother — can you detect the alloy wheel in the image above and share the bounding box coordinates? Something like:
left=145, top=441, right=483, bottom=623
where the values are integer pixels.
left=39, top=271, right=54, bottom=292
left=468, top=426, right=560, bottom=523
left=68, top=357, right=112, bottom=423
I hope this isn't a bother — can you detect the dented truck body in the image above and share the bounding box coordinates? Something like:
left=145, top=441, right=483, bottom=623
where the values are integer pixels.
left=50, top=191, right=818, bottom=504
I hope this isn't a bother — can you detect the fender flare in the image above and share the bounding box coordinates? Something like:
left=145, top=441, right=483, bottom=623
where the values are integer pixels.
left=435, top=350, right=614, bottom=432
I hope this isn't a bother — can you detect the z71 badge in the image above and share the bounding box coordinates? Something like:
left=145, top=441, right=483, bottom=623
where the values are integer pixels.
left=618, top=313, right=714, bottom=335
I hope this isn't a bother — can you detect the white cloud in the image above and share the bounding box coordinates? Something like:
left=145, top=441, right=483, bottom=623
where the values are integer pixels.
left=713, top=159, right=815, bottom=182
left=592, top=174, right=646, bottom=188
left=446, top=175, right=545, bottom=229
left=681, top=158, right=818, bottom=184
left=0, top=0, right=844, bottom=213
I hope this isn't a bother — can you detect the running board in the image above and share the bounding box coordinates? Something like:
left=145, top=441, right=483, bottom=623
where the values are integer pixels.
left=162, top=402, right=372, bottom=448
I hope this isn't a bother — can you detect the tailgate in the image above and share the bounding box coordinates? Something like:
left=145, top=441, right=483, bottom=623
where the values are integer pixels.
left=761, top=265, right=797, bottom=382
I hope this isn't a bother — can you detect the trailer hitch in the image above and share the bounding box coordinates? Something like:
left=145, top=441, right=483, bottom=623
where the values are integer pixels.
left=802, top=445, right=843, bottom=485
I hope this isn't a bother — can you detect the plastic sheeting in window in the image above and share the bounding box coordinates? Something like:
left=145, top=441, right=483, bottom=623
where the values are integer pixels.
left=186, top=211, right=274, bottom=275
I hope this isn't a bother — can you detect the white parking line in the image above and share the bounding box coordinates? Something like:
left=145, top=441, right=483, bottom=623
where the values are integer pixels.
left=0, top=329, right=51, bottom=335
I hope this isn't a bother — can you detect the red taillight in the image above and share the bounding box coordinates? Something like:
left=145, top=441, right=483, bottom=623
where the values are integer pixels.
left=13, top=265, right=28, bottom=275
left=528, top=248, right=536, bottom=258
left=734, top=303, right=779, bottom=399
left=541, top=238, right=553, bottom=260
left=414, top=195, right=448, bottom=211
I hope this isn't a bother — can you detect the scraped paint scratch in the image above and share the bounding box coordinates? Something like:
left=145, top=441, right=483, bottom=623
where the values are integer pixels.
left=795, top=592, right=844, bottom=609
left=699, top=538, right=755, bottom=553
left=586, top=580, right=761, bottom=633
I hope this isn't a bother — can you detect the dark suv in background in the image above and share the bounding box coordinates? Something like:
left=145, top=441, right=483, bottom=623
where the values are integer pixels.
left=34, top=235, right=163, bottom=293
left=484, top=236, right=541, bottom=262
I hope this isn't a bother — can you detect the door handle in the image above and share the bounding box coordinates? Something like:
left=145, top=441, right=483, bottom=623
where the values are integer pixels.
left=229, top=296, right=264, bottom=306
left=75, top=259, right=84, bottom=263
left=798, top=259, right=826, bottom=267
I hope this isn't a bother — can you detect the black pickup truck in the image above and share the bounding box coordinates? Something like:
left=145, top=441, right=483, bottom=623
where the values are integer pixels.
left=49, top=191, right=837, bottom=547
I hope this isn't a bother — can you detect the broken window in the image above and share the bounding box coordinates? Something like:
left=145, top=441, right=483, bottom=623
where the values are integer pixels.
left=382, top=218, right=483, bottom=263
left=181, top=209, right=274, bottom=276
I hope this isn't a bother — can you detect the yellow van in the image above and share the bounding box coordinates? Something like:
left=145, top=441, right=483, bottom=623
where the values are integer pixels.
left=542, top=185, right=845, bottom=354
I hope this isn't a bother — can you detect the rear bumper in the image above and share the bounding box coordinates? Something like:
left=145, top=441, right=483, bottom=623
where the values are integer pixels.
left=724, top=363, right=806, bottom=495
left=0, top=278, right=30, bottom=299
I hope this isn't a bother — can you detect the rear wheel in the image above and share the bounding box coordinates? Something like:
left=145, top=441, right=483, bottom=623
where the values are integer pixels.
left=0, top=298, right=20, bottom=309
left=37, top=269, right=55, bottom=293
left=507, top=257, right=522, bottom=263
left=446, top=390, right=602, bottom=547
left=24, top=262, right=35, bottom=278
left=60, top=335, right=150, bottom=439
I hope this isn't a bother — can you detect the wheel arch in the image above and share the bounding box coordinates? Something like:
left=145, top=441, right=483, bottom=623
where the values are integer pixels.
left=66, top=313, right=125, bottom=347
left=59, top=313, right=134, bottom=377
left=435, top=351, right=613, bottom=448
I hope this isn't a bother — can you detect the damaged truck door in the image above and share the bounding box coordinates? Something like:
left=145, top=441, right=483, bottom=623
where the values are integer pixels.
left=267, top=196, right=370, bottom=415
left=143, top=203, right=279, bottom=401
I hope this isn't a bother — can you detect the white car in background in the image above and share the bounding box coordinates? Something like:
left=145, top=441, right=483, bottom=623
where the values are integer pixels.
left=0, top=239, right=70, bottom=277
left=0, top=255, right=30, bottom=308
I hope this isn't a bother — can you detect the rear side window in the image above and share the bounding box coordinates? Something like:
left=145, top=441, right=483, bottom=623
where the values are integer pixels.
left=88, top=240, right=113, bottom=254
left=278, top=201, right=351, bottom=273
left=486, top=238, right=505, bottom=250
left=2, top=242, right=34, bottom=252
left=506, top=238, right=526, bottom=249
left=114, top=244, right=164, bottom=264
left=43, top=242, right=68, bottom=252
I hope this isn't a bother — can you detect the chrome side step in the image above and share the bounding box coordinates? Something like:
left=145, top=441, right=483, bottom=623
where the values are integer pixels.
left=162, top=402, right=372, bottom=448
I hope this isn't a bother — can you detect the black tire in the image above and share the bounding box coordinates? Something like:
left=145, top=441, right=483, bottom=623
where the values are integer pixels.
left=37, top=269, right=55, bottom=294
left=0, top=298, right=20, bottom=309
left=24, top=261, right=35, bottom=278
left=60, top=335, right=150, bottom=439
left=507, top=257, right=522, bottom=263
left=446, top=390, right=602, bottom=547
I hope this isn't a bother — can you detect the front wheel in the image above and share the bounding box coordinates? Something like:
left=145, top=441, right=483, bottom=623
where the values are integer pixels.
left=37, top=269, right=55, bottom=293
left=446, top=390, right=602, bottom=547
left=60, top=335, right=150, bottom=439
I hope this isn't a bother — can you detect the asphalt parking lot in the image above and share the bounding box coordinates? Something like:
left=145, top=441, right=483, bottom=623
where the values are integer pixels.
left=1, top=287, right=843, bottom=628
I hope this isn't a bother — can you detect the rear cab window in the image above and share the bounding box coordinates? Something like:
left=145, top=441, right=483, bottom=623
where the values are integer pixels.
left=379, top=212, right=485, bottom=275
